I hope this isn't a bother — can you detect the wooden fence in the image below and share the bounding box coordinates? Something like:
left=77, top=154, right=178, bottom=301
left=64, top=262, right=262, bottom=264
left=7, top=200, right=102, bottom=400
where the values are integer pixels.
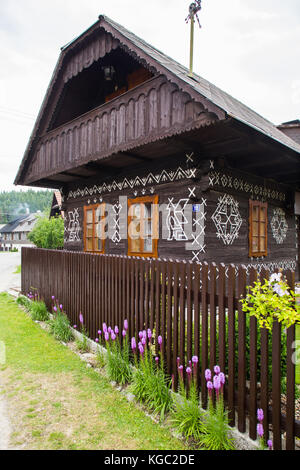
left=21, top=247, right=299, bottom=450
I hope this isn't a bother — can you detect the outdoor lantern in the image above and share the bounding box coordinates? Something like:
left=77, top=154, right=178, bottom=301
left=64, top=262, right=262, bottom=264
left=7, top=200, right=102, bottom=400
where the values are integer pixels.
left=102, top=65, right=116, bottom=81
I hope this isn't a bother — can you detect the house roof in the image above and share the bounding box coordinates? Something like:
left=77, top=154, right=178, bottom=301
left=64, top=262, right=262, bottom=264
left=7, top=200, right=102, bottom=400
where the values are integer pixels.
left=14, top=15, right=300, bottom=186
left=0, top=214, right=37, bottom=234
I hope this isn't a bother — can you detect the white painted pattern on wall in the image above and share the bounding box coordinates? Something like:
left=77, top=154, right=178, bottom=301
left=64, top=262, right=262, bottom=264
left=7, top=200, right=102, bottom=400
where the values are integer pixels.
left=212, top=194, right=242, bottom=245
left=66, top=208, right=81, bottom=242
left=271, top=208, right=288, bottom=244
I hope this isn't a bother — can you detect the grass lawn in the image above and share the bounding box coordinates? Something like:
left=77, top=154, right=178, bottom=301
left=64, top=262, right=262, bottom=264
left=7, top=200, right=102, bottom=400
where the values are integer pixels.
left=0, top=293, right=186, bottom=451
left=13, top=265, right=21, bottom=274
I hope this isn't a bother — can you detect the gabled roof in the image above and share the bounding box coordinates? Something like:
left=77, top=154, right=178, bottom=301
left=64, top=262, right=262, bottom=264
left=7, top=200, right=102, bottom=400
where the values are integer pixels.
left=15, top=15, right=300, bottom=186
left=1, top=214, right=37, bottom=233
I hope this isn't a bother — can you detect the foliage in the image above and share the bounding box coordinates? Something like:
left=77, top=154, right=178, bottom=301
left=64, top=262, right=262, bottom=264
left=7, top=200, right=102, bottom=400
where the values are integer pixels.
left=130, top=332, right=172, bottom=421
left=199, top=367, right=234, bottom=451
left=28, top=215, right=64, bottom=249
left=241, top=273, right=300, bottom=331
left=96, top=347, right=106, bottom=369
left=16, top=295, right=31, bottom=310
left=74, top=313, right=90, bottom=353
left=105, top=326, right=132, bottom=386
left=199, top=399, right=234, bottom=450
left=29, top=300, right=49, bottom=322
left=48, top=303, right=73, bottom=343
left=0, top=189, right=53, bottom=224
left=171, top=363, right=203, bottom=443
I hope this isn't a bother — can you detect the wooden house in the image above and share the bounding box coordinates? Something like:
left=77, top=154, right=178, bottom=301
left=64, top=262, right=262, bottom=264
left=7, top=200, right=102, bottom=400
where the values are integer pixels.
left=0, top=214, right=37, bottom=251
left=15, top=15, right=300, bottom=277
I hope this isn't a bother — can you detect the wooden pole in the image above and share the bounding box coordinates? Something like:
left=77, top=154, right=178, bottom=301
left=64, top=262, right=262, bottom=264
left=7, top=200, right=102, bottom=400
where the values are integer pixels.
left=189, top=15, right=195, bottom=77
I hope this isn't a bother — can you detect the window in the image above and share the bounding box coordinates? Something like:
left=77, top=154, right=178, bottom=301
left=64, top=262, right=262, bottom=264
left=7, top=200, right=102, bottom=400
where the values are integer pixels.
left=84, top=204, right=106, bottom=253
left=128, top=195, right=158, bottom=258
left=249, top=200, right=268, bottom=257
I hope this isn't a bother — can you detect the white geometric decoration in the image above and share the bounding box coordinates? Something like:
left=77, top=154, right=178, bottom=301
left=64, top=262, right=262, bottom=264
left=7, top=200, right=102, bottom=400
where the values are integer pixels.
left=66, top=208, right=81, bottom=242
left=112, top=203, right=122, bottom=244
left=212, top=194, right=242, bottom=245
left=271, top=208, right=288, bottom=244
left=166, top=198, right=189, bottom=241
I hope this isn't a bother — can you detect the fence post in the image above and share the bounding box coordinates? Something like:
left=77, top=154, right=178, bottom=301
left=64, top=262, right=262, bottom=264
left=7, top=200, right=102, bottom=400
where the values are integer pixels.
left=237, top=265, right=247, bottom=433
left=286, top=269, right=296, bottom=450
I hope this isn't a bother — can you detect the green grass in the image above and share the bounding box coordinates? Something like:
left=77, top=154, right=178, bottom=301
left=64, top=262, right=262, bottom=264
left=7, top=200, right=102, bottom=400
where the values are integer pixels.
left=0, top=293, right=185, bottom=450
left=13, top=265, right=21, bottom=274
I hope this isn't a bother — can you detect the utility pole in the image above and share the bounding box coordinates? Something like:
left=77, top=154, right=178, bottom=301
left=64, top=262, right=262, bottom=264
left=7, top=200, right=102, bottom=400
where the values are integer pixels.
left=185, top=1, right=202, bottom=78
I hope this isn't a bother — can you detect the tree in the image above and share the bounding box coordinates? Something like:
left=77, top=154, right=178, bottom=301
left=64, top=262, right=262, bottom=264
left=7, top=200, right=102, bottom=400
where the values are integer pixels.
left=28, top=216, right=64, bottom=249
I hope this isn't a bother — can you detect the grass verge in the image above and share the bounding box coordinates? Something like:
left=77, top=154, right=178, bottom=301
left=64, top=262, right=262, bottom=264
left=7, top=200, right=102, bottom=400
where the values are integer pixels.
left=0, top=293, right=185, bottom=450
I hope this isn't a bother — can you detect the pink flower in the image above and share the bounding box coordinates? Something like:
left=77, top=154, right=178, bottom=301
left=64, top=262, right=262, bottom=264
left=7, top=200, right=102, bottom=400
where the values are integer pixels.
left=205, top=369, right=212, bottom=381
left=79, top=313, right=84, bottom=324
left=214, top=365, right=221, bottom=375
left=131, top=337, right=136, bottom=351
left=111, top=332, right=116, bottom=341
left=103, top=323, right=107, bottom=333
left=192, top=356, right=198, bottom=364
left=122, top=330, right=126, bottom=337
left=114, top=326, right=119, bottom=335
left=104, top=332, right=109, bottom=342
left=124, top=319, right=128, bottom=331
left=95, top=338, right=99, bottom=343
left=267, top=440, right=273, bottom=450
left=73, top=325, right=77, bottom=329
left=219, top=372, right=225, bottom=386
left=257, top=423, right=264, bottom=438
left=98, top=330, right=102, bottom=336
left=257, top=408, right=264, bottom=423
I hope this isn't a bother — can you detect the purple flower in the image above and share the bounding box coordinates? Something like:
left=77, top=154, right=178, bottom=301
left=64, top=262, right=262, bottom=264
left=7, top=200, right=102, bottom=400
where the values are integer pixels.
left=138, top=344, right=144, bottom=356
left=267, top=440, right=273, bottom=450
left=114, top=326, right=119, bottom=335
left=214, top=365, right=221, bottom=375
left=219, top=372, right=225, bottom=386
left=122, top=329, right=126, bottom=337
left=192, top=356, right=198, bottom=364
left=178, top=365, right=184, bottom=378
left=155, top=356, right=159, bottom=364
left=207, top=381, right=213, bottom=396
left=95, top=338, right=99, bottom=343
left=141, top=337, right=146, bottom=346
left=186, top=367, right=192, bottom=382
left=147, top=329, right=152, bottom=340
left=111, top=332, right=116, bottom=341
left=51, top=295, right=55, bottom=300
left=131, top=337, right=136, bottom=351
left=139, top=331, right=143, bottom=340
left=53, top=306, right=57, bottom=312
left=213, top=375, right=221, bottom=391
left=59, top=304, right=63, bottom=310
left=79, top=313, right=84, bottom=324
left=257, top=408, right=264, bottom=423
left=158, top=336, right=163, bottom=349
left=205, top=369, right=212, bottom=381
left=98, top=330, right=102, bottom=336
left=124, top=319, right=128, bottom=331
left=104, top=332, right=109, bottom=342
left=103, top=323, right=107, bottom=333
left=108, top=327, right=112, bottom=334
left=177, top=357, right=180, bottom=367
left=73, top=325, right=77, bottom=329
left=257, top=423, right=264, bottom=438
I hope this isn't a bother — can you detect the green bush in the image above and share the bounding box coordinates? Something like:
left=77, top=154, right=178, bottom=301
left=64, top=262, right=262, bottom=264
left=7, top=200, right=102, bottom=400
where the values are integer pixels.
left=30, top=301, right=49, bottom=322
left=16, top=295, right=31, bottom=310
left=49, top=312, right=73, bottom=343
left=28, top=215, right=64, bottom=249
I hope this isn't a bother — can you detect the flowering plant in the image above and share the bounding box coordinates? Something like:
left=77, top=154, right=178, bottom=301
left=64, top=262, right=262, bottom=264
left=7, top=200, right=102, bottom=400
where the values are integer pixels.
left=104, top=319, right=132, bottom=385
left=241, top=273, right=299, bottom=331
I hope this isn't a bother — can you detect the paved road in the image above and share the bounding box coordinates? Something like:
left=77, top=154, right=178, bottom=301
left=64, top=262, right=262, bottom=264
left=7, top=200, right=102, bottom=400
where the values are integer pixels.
left=0, top=252, right=21, bottom=293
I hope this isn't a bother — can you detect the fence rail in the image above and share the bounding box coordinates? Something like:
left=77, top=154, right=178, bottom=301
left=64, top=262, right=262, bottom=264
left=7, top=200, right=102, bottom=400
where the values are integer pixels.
left=21, top=247, right=299, bottom=450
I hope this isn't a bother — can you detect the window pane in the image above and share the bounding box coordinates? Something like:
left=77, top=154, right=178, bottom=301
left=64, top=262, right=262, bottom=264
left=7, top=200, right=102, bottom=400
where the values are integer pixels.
left=252, top=205, right=259, bottom=222
left=86, top=238, right=93, bottom=251
left=252, top=236, right=259, bottom=253
left=131, top=238, right=141, bottom=253
left=144, top=237, right=153, bottom=253
left=260, top=237, right=266, bottom=252
left=95, top=238, right=103, bottom=252
left=86, top=224, right=93, bottom=238
left=86, top=210, right=93, bottom=224
left=252, top=221, right=259, bottom=237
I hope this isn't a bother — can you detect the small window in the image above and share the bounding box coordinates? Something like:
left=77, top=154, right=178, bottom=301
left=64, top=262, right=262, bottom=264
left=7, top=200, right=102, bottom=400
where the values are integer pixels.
left=84, top=204, right=106, bottom=253
left=249, top=200, right=268, bottom=257
left=128, top=195, right=158, bottom=258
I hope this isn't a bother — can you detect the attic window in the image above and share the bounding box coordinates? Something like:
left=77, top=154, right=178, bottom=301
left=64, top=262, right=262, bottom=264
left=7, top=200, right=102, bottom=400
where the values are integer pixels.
left=49, top=48, right=154, bottom=131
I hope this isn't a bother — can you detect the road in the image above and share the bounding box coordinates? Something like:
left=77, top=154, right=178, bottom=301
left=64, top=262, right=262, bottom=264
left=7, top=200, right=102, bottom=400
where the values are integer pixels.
left=0, top=252, right=21, bottom=293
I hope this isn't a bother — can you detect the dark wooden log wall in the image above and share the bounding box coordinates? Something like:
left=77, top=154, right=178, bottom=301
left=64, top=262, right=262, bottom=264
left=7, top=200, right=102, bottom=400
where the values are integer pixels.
left=62, top=155, right=298, bottom=274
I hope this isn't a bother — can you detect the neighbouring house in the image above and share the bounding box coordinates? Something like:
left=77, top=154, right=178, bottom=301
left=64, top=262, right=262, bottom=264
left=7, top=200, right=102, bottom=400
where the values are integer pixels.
left=14, top=15, right=300, bottom=278
left=0, top=214, right=38, bottom=251
left=50, top=190, right=64, bottom=218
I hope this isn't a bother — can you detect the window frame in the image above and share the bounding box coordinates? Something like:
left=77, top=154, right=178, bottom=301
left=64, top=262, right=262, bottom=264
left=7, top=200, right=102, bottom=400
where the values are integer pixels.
left=83, top=203, right=106, bottom=254
left=127, top=195, right=159, bottom=258
left=249, top=199, right=268, bottom=257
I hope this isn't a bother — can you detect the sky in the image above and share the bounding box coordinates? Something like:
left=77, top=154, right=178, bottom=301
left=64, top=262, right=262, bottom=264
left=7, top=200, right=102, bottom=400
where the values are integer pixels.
left=0, top=0, right=299, bottom=192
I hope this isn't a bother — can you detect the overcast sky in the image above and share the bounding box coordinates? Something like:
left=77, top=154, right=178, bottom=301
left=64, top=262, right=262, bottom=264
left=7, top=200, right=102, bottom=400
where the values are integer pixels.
left=0, top=0, right=299, bottom=192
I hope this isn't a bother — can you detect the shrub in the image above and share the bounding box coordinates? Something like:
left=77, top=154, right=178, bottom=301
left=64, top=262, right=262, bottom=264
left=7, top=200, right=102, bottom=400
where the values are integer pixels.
left=104, top=322, right=132, bottom=385
left=49, top=308, right=73, bottom=343
left=130, top=332, right=172, bottom=420
left=30, top=300, right=49, bottom=322
left=199, top=367, right=234, bottom=450
left=28, top=215, right=64, bottom=249
left=16, top=295, right=31, bottom=310
left=172, top=359, right=203, bottom=443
